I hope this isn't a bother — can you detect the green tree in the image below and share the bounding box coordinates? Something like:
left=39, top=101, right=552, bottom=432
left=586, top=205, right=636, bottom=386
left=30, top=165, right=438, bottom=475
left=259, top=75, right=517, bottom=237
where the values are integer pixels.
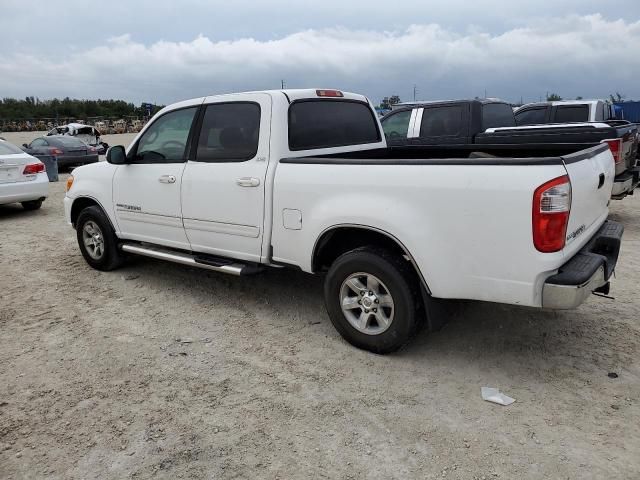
left=546, top=93, right=562, bottom=101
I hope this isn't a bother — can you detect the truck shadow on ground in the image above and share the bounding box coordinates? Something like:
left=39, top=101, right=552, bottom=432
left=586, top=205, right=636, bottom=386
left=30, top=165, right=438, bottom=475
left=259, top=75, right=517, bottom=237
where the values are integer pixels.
left=122, top=255, right=628, bottom=378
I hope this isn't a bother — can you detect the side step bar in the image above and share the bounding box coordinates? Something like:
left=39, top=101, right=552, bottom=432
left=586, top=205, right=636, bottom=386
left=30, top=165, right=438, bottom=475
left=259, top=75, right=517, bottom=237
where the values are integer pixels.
left=120, top=243, right=260, bottom=276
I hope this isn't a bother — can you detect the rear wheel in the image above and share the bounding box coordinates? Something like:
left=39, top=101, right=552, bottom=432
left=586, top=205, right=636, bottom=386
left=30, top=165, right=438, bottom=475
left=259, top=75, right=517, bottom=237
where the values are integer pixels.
left=21, top=199, right=43, bottom=210
left=324, top=247, right=421, bottom=354
left=76, top=206, right=125, bottom=271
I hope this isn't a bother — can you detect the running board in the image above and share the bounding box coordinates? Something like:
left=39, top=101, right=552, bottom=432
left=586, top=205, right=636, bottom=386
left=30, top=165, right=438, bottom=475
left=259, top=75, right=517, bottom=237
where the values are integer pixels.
left=120, top=243, right=259, bottom=276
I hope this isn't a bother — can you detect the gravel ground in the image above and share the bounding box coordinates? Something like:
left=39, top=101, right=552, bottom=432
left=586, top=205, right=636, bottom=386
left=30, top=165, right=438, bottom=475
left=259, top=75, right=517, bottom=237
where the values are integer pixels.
left=1, top=132, right=639, bottom=479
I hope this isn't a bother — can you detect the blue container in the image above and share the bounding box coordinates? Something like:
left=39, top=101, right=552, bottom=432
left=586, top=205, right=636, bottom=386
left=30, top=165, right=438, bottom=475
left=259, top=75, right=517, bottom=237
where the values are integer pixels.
left=614, top=102, right=640, bottom=123
left=36, top=155, right=59, bottom=182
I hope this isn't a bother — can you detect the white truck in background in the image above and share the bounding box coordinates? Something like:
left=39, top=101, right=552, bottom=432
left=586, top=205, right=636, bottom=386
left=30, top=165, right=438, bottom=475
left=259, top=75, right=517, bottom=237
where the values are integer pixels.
left=514, top=99, right=619, bottom=124
left=64, top=89, right=623, bottom=353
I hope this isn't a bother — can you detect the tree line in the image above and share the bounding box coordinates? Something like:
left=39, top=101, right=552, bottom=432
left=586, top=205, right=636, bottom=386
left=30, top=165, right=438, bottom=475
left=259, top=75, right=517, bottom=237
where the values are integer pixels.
left=0, top=97, right=164, bottom=120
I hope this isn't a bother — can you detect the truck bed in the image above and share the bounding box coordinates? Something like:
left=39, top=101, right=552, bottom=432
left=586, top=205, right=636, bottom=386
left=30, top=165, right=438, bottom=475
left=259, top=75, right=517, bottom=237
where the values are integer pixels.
left=274, top=144, right=614, bottom=308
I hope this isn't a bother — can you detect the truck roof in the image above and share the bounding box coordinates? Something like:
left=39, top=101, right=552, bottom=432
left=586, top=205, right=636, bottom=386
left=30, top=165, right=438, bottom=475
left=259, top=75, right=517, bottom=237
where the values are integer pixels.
left=517, top=99, right=609, bottom=109
left=161, top=89, right=370, bottom=112
left=391, top=98, right=509, bottom=110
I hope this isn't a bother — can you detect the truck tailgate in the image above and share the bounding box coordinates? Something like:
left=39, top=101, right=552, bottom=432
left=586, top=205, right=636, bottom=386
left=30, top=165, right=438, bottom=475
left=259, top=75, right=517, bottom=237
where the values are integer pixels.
left=563, top=144, right=614, bottom=251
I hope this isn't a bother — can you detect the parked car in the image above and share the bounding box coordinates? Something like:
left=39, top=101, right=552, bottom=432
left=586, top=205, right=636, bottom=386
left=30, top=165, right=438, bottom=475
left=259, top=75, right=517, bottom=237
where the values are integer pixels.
left=64, top=89, right=622, bottom=353
left=0, top=138, right=48, bottom=210
left=47, top=123, right=109, bottom=154
left=381, top=98, right=639, bottom=199
left=514, top=99, right=620, bottom=125
left=23, top=136, right=99, bottom=170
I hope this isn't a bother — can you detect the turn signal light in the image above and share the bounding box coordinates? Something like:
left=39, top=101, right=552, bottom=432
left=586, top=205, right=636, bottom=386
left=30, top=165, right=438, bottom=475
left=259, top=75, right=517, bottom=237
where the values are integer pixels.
left=532, top=175, right=571, bottom=253
left=23, top=163, right=45, bottom=175
left=65, top=175, right=74, bottom=192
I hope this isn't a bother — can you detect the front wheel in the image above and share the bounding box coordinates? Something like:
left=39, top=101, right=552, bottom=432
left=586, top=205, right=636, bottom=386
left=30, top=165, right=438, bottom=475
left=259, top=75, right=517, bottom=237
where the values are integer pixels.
left=76, top=205, right=125, bottom=271
left=324, top=247, right=421, bottom=354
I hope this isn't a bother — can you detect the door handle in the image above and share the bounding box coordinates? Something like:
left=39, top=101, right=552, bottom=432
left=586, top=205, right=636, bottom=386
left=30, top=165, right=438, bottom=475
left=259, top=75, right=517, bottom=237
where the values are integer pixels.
left=158, top=175, right=176, bottom=184
left=236, top=177, right=260, bottom=187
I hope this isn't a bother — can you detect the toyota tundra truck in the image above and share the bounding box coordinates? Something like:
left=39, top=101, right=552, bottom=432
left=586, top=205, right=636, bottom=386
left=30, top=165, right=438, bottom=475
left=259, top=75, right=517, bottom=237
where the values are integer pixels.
left=64, top=89, right=623, bottom=353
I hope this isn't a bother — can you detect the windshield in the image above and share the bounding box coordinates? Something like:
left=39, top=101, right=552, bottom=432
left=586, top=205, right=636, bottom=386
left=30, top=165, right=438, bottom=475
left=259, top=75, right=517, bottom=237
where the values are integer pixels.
left=0, top=141, right=25, bottom=155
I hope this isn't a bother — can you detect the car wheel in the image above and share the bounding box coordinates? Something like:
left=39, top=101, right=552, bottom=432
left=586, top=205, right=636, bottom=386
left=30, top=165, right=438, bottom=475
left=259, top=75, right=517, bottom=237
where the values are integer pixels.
left=21, top=199, right=43, bottom=210
left=76, top=205, right=125, bottom=271
left=324, top=247, right=421, bottom=354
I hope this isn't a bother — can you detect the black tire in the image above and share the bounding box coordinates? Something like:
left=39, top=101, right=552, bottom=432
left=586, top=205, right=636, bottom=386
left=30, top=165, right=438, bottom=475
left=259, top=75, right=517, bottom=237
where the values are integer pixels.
left=324, top=247, right=421, bottom=354
left=21, top=199, right=43, bottom=210
left=76, top=205, right=125, bottom=271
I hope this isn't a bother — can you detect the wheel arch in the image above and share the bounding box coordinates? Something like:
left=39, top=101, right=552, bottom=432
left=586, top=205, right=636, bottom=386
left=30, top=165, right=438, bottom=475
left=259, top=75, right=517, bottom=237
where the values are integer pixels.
left=311, top=224, right=432, bottom=294
left=70, top=196, right=116, bottom=232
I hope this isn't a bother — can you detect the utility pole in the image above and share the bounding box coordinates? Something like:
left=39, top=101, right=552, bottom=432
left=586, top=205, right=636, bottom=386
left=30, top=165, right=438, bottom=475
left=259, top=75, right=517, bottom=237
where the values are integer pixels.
left=281, top=79, right=286, bottom=89
left=413, top=84, right=417, bottom=102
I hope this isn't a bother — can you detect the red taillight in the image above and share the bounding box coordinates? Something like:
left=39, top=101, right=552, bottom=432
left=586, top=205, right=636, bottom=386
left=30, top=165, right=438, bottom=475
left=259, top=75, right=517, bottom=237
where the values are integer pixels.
left=23, top=163, right=45, bottom=175
left=532, top=175, right=571, bottom=253
left=316, top=89, right=343, bottom=97
left=602, top=138, right=622, bottom=164
left=49, top=147, right=64, bottom=155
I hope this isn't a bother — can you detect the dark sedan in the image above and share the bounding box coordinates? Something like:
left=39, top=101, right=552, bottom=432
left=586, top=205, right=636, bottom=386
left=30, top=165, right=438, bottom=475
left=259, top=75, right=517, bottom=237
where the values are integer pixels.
left=22, top=136, right=99, bottom=170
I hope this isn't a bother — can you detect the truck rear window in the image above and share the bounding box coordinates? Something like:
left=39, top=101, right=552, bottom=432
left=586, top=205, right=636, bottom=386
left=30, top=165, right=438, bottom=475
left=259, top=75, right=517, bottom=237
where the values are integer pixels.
left=482, top=103, right=516, bottom=130
left=555, top=105, right=589, bottom=123
left=288, top=100, right=380, bottom=151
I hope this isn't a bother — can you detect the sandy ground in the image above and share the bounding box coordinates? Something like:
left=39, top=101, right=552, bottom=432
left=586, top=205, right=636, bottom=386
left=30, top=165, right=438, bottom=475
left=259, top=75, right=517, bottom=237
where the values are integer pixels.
left=1, top=132, right=639, bottom=479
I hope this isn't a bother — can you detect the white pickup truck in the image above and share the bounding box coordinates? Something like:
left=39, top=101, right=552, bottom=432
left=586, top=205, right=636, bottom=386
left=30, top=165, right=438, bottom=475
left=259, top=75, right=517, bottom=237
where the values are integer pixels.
left=64, top=89, right=624, bottom=353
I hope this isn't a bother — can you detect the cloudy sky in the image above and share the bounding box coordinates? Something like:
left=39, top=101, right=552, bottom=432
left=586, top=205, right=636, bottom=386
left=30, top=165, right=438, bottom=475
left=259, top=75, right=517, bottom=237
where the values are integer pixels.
left=1, top=0, right=639, bottom=105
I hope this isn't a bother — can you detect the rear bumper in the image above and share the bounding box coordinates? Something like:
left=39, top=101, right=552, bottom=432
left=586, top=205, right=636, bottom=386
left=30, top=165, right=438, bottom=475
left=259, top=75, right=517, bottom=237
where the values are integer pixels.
left=542, top=221, right=623, bottom=309
left=0, top=173, right=49, bottom=205
left=612, top=167, right=640, bottom=199
left=57, top=154, right=99, bottom=167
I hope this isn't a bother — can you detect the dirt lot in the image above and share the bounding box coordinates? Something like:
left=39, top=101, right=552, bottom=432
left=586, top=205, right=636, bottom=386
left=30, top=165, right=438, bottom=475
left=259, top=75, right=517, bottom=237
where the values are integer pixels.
left=1, top=132, right=639, bottom=479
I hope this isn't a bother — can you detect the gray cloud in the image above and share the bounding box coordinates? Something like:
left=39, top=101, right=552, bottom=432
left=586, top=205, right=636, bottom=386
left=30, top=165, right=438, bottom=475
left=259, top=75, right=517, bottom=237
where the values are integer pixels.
left=1, top=13, right=639, bottom=105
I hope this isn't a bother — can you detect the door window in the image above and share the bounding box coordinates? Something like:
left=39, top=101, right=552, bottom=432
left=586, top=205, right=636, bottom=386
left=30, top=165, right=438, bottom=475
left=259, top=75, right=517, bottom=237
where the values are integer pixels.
left=420, top=106, right=463, bottom=137
left=515, top=107, right=547, bottom=126
left=133, top=107, right=198, bottom=163
left=195, top=103, right=261, bottom=162
left=30, top=138, right=48, bottom=147
left=382, top=110, right=412, bottom=140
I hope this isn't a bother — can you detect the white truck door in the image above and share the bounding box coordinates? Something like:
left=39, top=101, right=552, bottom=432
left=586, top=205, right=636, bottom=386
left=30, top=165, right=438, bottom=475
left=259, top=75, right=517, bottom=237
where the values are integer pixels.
left=181, top=93, right=271, bottom=263
left=112, top=106, right=199, bottom=249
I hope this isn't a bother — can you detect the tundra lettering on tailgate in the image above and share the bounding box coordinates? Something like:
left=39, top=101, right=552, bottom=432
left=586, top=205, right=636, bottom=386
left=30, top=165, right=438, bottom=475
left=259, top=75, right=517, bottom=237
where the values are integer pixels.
left=566, top=224, right=586, bottom=243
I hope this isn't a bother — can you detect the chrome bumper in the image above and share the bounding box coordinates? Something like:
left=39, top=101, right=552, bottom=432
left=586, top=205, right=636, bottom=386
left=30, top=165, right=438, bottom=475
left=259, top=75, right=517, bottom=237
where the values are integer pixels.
left=542, top=221, right=623, bottom=309
left=612, top=167, right=640, bottom=199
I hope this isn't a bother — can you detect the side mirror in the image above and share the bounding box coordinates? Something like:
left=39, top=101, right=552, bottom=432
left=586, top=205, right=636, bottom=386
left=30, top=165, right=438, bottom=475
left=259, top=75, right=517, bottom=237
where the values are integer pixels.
left=106, top=145, right=127, bottom=165
left=22, top=143, right=28, bottom=148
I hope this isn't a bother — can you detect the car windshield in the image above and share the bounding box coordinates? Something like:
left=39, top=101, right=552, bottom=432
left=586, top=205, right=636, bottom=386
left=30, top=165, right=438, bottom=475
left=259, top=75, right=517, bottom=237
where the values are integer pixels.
left=0, top=141, right=25, bottom=155
left=53, top=137, right=86, bottom=147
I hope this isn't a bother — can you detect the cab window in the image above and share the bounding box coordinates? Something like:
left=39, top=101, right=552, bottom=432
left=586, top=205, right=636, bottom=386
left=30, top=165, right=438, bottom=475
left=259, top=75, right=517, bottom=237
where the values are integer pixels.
left=195, top=102, right=261, bottom=162
left=382, top=110, right=412, bottom=141
left=420, top=106, right=463, bottom=137
left=133, top=107, right=198, bottom=163
left=554, top=105, right=589, bottom=123
left=515, top=107, right=547, bottom=126
left=482, top=103, right=516, bottom=129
